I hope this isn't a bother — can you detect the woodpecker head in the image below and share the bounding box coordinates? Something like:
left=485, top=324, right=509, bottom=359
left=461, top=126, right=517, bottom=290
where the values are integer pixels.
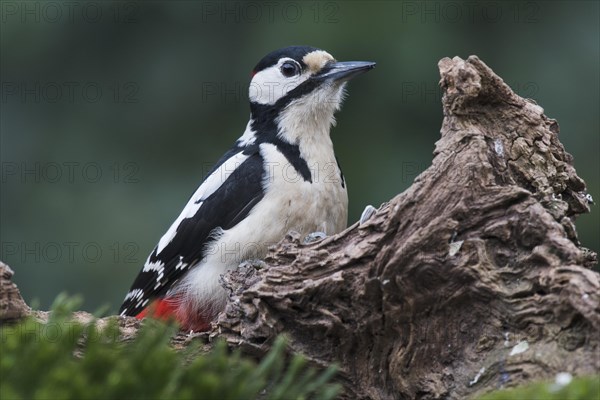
left=248, top=46, right=375, bottom=141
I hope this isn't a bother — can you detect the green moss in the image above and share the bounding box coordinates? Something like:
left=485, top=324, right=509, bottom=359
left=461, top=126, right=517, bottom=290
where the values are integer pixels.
left=477, top=376, right=599, bottom=400
left=1, top=295, right=340, bottom=400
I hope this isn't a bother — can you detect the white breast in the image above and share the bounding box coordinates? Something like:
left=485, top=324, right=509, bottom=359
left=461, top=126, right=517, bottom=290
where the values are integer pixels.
left=257, top=142, right=348, bottom=236
left=178, top=83, right=349, bottom=314
left=177, top=141, right=347, bottom=314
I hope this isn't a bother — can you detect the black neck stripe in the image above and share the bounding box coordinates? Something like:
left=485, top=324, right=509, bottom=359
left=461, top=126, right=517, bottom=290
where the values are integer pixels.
left=268, top=137, right=312, bottom=183
left=248, top=115, right=312, bottom=184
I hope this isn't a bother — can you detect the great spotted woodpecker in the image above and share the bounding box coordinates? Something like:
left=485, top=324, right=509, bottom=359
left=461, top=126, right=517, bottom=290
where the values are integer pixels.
left=119, top=46, right=375, bottom=331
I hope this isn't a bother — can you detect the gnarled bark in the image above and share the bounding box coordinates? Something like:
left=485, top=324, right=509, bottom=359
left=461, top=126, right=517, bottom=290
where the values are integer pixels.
left=2, top=56, right=597, bottom=399
left=214, top=56, right=598, bottom=399
left=0, top=262, right=31, bottom=321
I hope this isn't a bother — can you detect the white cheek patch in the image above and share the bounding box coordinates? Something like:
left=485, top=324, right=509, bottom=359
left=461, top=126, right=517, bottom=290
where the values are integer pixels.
left=249, top=59, right=311, bottom=105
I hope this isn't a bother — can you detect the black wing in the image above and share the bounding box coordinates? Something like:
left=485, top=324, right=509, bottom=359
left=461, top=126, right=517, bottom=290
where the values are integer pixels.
left=120, top=145, right=265, bottom=316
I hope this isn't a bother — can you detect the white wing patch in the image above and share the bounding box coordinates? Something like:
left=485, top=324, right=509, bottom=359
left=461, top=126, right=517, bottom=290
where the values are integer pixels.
left=175, top=255, right=187, bottom=270
left=155, top=151, right=250, bottom=254
left=121, top=288, right=145, bottom=314
left=123, top=288, right=144, bottom=302
left=142, top=260, right=164, bottom=272
left=142, top=260, right=166, bottom=289
left=236, top=120, right=257, bottom=146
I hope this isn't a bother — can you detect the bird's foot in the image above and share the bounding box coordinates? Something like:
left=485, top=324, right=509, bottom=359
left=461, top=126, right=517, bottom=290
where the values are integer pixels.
left=360, top=205, right=377, bottom=225
left=304, top=231, right=327, bottom=244
left=239, top=259, right=267, bottom=270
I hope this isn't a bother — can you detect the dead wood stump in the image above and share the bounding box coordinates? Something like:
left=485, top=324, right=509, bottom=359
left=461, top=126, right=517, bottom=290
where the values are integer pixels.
left=2, top=56, right=597, bottom=399
left=214, top=56, right=599, bottom=399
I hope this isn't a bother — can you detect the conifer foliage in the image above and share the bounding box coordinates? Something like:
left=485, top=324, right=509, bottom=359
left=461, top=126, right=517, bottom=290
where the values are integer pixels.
left=1, top=295, right=340, bottom=400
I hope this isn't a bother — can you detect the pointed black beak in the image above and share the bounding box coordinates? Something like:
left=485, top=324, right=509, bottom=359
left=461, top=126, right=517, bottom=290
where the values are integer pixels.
left=313, top=61, right=376, bottom=82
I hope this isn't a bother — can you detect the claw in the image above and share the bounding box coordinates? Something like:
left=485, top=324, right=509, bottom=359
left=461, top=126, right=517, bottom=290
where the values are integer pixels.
left=360, top=205, right=377, bottom=225
left=304, top=231, right=327, bottom=244
left=239, top=259, right=267, bottom=270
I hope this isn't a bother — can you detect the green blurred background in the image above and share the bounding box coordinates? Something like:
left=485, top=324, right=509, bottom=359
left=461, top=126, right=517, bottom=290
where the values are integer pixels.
left=1, top=1, right=598, bottom=313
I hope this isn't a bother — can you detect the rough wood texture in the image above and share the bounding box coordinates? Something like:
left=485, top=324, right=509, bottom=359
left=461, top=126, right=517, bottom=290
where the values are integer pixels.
left=215, top=56, right=599, bottom=399
left=1, top=56, right=597, bottom=399
left=0, top=262, right=31, bottom=321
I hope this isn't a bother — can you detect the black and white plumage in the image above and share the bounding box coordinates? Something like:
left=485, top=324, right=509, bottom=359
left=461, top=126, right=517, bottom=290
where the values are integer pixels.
left=119, top=46, right=375, bottom=330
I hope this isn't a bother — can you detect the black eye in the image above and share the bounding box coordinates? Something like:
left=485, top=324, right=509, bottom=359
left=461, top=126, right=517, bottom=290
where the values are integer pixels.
left=280, top=61, right=300, bottom=77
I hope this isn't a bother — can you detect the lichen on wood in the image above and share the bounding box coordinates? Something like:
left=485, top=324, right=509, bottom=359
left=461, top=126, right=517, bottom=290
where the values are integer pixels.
left=214, top=56, right=598, bottom=399
left=0, top=262, right=31, bottom=321
left=2, top=56, right=597, bottom=400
